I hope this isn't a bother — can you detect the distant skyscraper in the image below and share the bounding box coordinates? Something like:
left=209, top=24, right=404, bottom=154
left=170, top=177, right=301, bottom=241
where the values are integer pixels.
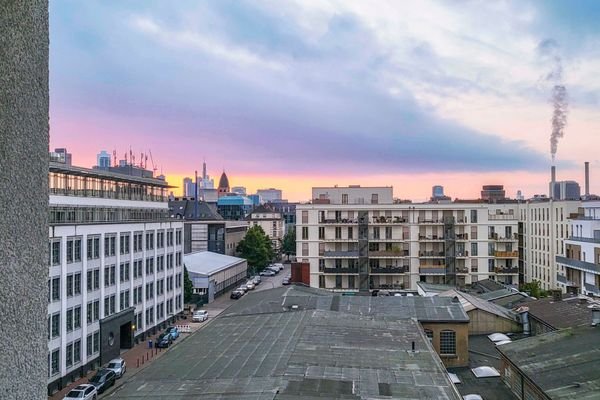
left=183, top=177, right=195, bottom=197
left=432, top=186, right=444, bottom=198
left=256, top=188, right=282, bottom=203
left=96, top=150, right=111, bottom=169
left=481, top=185, right=506, bottom=202
left=52, top=148, right=72, bottom=165
left=549, top=181, right=581, bottom=201
left=516, top=190, right=524, bottom=201
left=199, top=160, right=214, bottom=189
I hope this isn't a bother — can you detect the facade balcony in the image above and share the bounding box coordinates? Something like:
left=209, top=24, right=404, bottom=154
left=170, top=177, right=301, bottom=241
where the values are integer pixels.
left=418, top=235, right=445, bottom=242
left=370, top=250, right=408, bottom=257
left=556, top=273, right=578, bottom=287
left=455, top=252, right=469, bottom=258
left=322, top=267, right=358, bottom=274
left=371, top=216, right=408, bottom=224
left=455, top=233, right=469, bottom=241
left=568, top=236, right=600, bottom=245
left=419, top=266, right=446, bottom=275
left=321, top=219, right=358, bottom=225
left=323, top=237, right=359, bottom=242
left=584, top=282, right=600, bottom=295
left=488, top=213, right=518, bottom=221
left=556, top=255, right=600, bottom=274
left=418, top=251, right=445, bottom=258
left=370, top=266, right=409, bottom=274
left=494, top=251, right=519, bottom=258
left=322, top=250, right=359, bottom=258
left=417, top=218, right=443, bottom=224
left=494, top=267, right=519, bottom=274
left=370, top=283, right=404, bottom=290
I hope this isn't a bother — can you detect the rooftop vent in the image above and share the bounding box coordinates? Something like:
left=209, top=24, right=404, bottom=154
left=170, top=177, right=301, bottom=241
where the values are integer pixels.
left=471, top=366, right=500, bottom=378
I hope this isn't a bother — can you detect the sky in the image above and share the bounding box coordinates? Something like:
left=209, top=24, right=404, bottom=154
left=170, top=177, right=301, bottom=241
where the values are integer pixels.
left=50, top=0, right=600, bottom=202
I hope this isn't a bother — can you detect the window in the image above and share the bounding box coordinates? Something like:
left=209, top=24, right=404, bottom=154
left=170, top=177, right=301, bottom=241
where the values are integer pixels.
left=319, top=227, right=325, bottom=239
left=120, top=262, right=130, bottom=282
left=120, top=290, right=130, bottom=310
left=66, top=274, right=74, bottom=297
left=167, top=231, right=173, bottom=246
left=104, top=235, right=116, bottom=256
left=146, top=232, right=154, bottom=250
left=471, top=243, right=478, bottom=256
left=50, top=240, right=61, bottom=266
left=51, top=277, right=60, bottom=301
left=371, top=193, right=378, bottom=204
left=342, top=193, right=348, bottom=204
left=470, top=210, right=478, bottom=223
left=51, top=312, right=60, bottom=338
left=73, top=272, right=81, bottom=295
left=86, top=331, right=100, bottom=356
left=157, top=231, right=164, bottom=248
left=146, top=282, right=154, bottom=300
left=66, top=308, right=73, bottom=332
left=335, top=227, right=341, bottom=239
left=157, top=255, right=164, bottom=272
left=302, top=227, right=309, bottom=240
left=73, top=340, right=81, bottom=364
left=120, top=233, right=130, bottom=255
left=440, top=330, right=456, bottom=355
left=302, top=243, right=308, bottom=257
left=385, top=227, right=392, bottom=239
left=87, top=236, right=100, bottom=260
left=104, top=264, right=116, bottom=287
left=146, top=258, right=154, bottom=275
left=373, top=227, right=380, bottom=240
left=302, top=211, right=308, bottom=224
left=424, top=329, right=433, bottom=342
left=176, top=251, right=182, bottom=267
left=93, top=331, right=100, bottom=353
left=50, top=349, right=59, bottom=376
left=133, top=259, right=143, bottom=278
left=134, top=232, right=143, bottom=252
left=176, top=229, right=182, bottom=245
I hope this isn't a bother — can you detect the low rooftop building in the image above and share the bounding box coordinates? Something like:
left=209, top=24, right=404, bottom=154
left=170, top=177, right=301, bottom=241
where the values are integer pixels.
left=183, top=251, right=247, bottom=302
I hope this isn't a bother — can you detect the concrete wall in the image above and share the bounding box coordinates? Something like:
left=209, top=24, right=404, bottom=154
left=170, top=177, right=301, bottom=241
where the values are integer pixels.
left=0, top=1, right=49, bottom=399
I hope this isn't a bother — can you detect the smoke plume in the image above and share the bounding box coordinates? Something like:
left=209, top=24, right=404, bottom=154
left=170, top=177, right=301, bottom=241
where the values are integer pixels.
left=538, top=39, right=568, bottom=162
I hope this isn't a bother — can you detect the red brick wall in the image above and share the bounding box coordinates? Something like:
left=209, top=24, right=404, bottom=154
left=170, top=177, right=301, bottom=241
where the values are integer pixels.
left=291, top=262, right=310, bottom=285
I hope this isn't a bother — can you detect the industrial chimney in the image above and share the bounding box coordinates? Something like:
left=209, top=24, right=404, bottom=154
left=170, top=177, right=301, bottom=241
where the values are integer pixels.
left=550, top=165, right=557, bottom=199
left=585, top=161, right=590, bottom=197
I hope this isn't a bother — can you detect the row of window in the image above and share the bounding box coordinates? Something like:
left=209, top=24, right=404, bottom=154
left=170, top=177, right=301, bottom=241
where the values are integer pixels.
left=48, top=292, right=184, bottom=339
left=49, top=230, right=183, bottom=266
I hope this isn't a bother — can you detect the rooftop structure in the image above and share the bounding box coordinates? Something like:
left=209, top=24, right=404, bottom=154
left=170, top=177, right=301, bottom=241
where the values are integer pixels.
left=168, top=199, right=223, bottom=220
left=312, top=186, right=394, bottom=205
left=113, top=286, right=463, bottom=399
left=183, top=251, right=247, bottom=301
left=256, top=187, right=282, bottom=203
left=481, top=185, right=506, bottom=202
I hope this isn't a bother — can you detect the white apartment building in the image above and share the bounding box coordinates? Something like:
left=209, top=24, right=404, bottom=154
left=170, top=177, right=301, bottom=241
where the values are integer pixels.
left=556, top=201, right=600, bottom=295
left=296, top=187, right=520, bottom=292
left=518, top=199, right=580, bottom=291
left=248, top=204, right=285, bottom=252
left=47, top=162, right=184, bottom=394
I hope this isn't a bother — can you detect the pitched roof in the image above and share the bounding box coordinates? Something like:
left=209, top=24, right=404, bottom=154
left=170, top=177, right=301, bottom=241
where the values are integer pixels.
left=168, top=199, right=223, bottom=220
left=439, top=289, right=518, bottom=322
left=218, top=171, right=229, bottom=188
left=497, top=326, right=600, bottom=399
left=525, top=295, right=599, bottom=330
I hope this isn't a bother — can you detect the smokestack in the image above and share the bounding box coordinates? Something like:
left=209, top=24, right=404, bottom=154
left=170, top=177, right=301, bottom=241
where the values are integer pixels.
left=585, top=161, right=590, bottom=197
left=550, top=165, right=556, bottom=198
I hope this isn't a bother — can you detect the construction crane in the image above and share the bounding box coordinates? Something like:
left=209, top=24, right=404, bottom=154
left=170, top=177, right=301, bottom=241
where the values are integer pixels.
left=148, top=149, right=157, bottom=175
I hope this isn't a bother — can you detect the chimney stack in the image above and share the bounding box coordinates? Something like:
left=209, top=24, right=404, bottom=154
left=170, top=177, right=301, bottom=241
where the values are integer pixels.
left=585, top=161, right=590, bottom=197
left=550, top=165, right=557, bottom=199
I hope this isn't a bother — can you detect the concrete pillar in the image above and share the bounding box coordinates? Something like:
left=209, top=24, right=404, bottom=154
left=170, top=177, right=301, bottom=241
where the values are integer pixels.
left=0, top=1, right=49, bottom=399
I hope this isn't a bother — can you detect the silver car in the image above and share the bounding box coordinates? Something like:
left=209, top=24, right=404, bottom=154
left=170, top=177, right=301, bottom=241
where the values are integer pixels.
left=63, top=384, right=97, bottom=400
left=106, top=358, right=126, bottom=378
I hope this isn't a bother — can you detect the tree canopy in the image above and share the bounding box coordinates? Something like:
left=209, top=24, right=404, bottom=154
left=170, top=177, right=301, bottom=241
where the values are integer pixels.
left=183, top=266, right=194, bottom=303
left=236, top=225, right=274, bottom=272
left=282, top=229, right=296, bottom=260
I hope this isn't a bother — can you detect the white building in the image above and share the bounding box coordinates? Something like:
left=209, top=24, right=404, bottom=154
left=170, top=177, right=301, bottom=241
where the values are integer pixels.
left=556, top=201, right=600, bottom=295
left=183, top=251, right=248, bottom=302
left=47, top=162, right=184, bottom=394
left=248, top=205, right=285, bottom=252
left=296, top=186, right=520, bottom=292
left=256, top=188, right=283, bottom=203
left=518, top=199, right=580, bottom=291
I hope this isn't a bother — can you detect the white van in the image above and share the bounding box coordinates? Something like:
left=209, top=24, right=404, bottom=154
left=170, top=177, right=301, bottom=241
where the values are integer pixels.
left=192, top=310, right=208, bottom=322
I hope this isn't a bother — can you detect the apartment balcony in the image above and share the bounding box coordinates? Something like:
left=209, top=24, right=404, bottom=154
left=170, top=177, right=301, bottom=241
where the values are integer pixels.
left=494, top=267, right=519, bottom=274
left=370, top=266, right=409, bottom=274
left=321, top=219, right=358, bottom=225
left=456, top=267, right=469, bottom=274
left=322, top=267, right=359, bottom=274
left=556, top=255, right=600, bottom=274
left=568, top=236, right=600, bottom=245
left=417, top=218, right=443, bottom=224
left=322, top=251, right=359, bottom=258
left=494, top=233, right=519, bottom=242
left=556, top=273, right=578, bottom=287
left=418, top=251, right=445, bottom=258
left=456, top=233, right=469, bottom=241
left=323, top=237, right=359, bottom=242
left=419, top=266, right=446, bottom=275
left=455, top=252, right=469, bottom=258
left=370, top=250, right=408, bottom=257
left=418, top=235, right=445, bottom=242
left=494, top=251, right=519, bottom=258
left=584, top=282, right=600, bottom=295
left=371, top=216, right=408, bottom=224
left=488, top=214, right=518, bottom=221
left=370, top=283, right=405, bottom=290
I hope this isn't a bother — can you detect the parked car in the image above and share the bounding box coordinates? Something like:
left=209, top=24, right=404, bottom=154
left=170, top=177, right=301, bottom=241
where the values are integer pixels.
left=105, top=358, right=126, bottom=378
left=88, top=369, right=116, bottom=394
left=230, top=290, right=243, bottom=299
left=260, top=270, right=275, bottom=277
left=155, top=333, right=173, bottom=348
left=64, top=384, right=97, bottom=400
left=245, top=282, right=255, bottom=290
left=164, top=326, right=180, bottom=340
left=267, top=266, right=280, bottom=274
left=282, top=277, right=290, bottom=285
left=273, top=263, right=284, bottom=270
left=252, top=276, right=261, bottom=285
left=193, top=310, right=208, bottom=322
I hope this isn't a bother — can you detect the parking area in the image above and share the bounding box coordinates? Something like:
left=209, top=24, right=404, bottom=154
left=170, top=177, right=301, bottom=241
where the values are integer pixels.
left=49, top=262, right=291, bottom=399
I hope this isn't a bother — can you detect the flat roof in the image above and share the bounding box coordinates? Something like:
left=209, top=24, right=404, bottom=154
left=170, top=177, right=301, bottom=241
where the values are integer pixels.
left=183, top=251, right=246, bottom=276
left=112, top=286, right=462, bottom=399
left=49, top=162, right=173, bottom=187
left=497, top=326, right=600, bottom=399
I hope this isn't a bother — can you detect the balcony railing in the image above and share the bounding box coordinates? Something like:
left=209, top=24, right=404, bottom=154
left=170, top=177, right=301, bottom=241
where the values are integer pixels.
left=370, top=250, right=408, bottom=257
left=323, top=251, right=359, bottom=257
left=419, top=266, right=446, bottom=274
left=371, top=217, right=408, bottom=224
left=370, top=283, right=404, bottom=290
left=417, top=218, right=444, bottom=224
left=556, top=255, right=600, bottom=274
left=568, top=236, right=600, bottom=244
left=418, top=251, right=445, bottom=258
left=418, top=235, right=445, bottom=241
left=370, top=266, right=409, bottom=274
left=556, top=273, right=578, bottom=287
left=323, top=267, right=358, bottom=274
left=456, top=233, right=469, bottom=240
left=494, top=251, right=519, bottom=258
left=488, top=214, right=518, bottom=221
left=321, top=219, right=358, bottom=224
left=494, top=267, right=519, bottom=274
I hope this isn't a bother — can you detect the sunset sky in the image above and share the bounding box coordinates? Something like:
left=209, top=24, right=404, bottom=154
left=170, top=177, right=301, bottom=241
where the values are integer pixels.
left=50, top=1, right=600, bottom=202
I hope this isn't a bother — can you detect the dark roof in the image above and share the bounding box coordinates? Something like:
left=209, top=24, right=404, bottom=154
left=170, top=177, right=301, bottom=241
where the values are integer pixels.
left=249, top=204, right=282, bottom=217
left=113, top=286, right=462, bottom=399
left=218, top=171, right=229, bottom=188
left=488, top=293, right=532, bottom=309
left=168, top=200, right=223, bottom=220
left=497, top=326, right=600, bottom=399
left=525, top=296, right=598, bottom=330
left=439, top=289, right=519, bottom=322
left=472, top=279, right=506, bottom=293
left=447, top=335, right=518, bottom=400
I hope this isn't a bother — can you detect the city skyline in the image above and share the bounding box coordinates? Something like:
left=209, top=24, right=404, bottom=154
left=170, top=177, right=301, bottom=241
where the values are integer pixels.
left=50, top=1, right=600, bottom=201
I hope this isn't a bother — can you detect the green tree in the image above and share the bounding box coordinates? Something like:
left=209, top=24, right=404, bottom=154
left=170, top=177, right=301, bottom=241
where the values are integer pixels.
left=237, top=225, right=273, bottom=274
left=282, top=230, right=296, bottom=260
left=183, top=266, right=194, bottom=303
left=520, top=280, right=544, bottom=298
